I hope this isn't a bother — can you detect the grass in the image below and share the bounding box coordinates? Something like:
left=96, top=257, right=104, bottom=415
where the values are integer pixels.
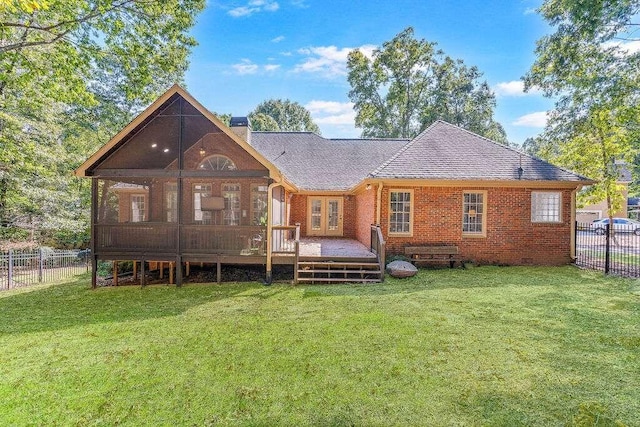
left=0, top=266, right=638, bottom=426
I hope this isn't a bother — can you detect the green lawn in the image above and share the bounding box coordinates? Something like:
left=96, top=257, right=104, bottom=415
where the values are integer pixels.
left=0, top=267, right=638, bottom=426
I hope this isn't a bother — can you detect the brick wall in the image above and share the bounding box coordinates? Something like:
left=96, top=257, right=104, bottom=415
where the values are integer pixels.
left=380, top=186, right=574, bottom=266
left=355, top=188, right=376, bottom=246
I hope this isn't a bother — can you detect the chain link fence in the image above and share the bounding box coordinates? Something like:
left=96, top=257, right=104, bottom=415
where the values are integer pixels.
left=0, top=248, right=90, bottom=290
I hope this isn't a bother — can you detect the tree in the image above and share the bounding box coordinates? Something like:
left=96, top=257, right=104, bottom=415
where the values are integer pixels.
left=0, top=0, right=205, bottom=245
left=250, top=99, right=320, bottom=133
left=346, top=27, right=506, bottom=141
left=524, top=0, right=640, bottom=225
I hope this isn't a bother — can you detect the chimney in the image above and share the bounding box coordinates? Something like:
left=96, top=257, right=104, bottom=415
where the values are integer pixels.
left=230, top=116, right=251, bottom=145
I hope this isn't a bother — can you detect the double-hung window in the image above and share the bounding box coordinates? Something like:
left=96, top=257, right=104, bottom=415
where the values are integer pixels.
left=531, top=191, right=561, bottom=223
left=130, top=194, right=146, bottom=222
left=389, top=190, right=413, bottom=235
left=462, top=191, right=486, bottom=236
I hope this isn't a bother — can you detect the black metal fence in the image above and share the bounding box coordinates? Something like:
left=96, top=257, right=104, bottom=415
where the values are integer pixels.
left=575, top=222, right=640, bottom=277
left=0, top=248, right=90, bottom=290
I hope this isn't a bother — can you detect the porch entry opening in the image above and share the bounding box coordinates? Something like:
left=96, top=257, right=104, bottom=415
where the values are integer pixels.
left=308, top=197, right=343, bottom=236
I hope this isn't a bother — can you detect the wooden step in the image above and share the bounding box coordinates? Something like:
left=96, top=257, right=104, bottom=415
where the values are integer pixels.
left=296, top=277, right=381, bottom=283
left=297, top=269, right=382, bottom=274
left=298, top=261, right=380, bottom=267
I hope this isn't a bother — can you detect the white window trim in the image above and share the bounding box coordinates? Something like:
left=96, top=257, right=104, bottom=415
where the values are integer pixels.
left=531, top=191, right=562, bottom=223
left=462, top=190, right=487, bottom=238
left=130, top=194, right=146, bottom=222
left=388, top=189, right=414, bottom=237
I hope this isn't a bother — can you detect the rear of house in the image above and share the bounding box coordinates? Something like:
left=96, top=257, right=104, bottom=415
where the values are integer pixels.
left=76, top=85, right=591, bottom=285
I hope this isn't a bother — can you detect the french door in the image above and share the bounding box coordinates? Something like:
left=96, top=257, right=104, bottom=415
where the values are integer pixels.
left=308, top=197, right=343, bottom=236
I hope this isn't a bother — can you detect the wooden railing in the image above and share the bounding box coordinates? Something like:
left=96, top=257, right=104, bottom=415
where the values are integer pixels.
left=96, top=223, right=178, bottom=253
left=271, top=224, right=300, bottom=254
left=370, top=224, right=386, bottom=281
left=182, top=225, right=266, bottom=254
left=94, top=223, right=267, bottom=255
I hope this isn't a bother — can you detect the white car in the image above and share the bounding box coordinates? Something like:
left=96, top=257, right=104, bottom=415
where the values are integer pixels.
left=590, top=218, right=640, bottom=235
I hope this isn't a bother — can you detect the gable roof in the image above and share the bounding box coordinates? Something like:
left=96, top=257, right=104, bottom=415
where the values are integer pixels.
left=75, top=84, right=284, bottom=180
left=370, top=121, right=591, bottom=182
left=251, top=132, right=408, bottom=191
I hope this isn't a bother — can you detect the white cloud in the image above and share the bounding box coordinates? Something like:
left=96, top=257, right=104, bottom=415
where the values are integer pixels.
left=305, top=100, right=355, bottom=125
left=295, top=44, right=376, bottom=77
left=232, top=59, right=259, bottom=74
left=512, top=111, right=548, bottom=128
left=228, top=0, right=279, bottom=17
left=493, top=80, right=542, bottom=97
left=271, top=35, right=285, bottom=43
left=524, top=7, right=537, bottom=15
left=602, top=40, right=640, bottom=55
left=264, top=64, right=281, bottom=72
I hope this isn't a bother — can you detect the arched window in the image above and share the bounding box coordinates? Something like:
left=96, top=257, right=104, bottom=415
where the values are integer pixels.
left=198, top=155, right=237, bottom=171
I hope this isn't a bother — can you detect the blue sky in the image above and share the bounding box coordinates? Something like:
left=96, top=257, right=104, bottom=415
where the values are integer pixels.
left=185, top=0, right=554, bottom=145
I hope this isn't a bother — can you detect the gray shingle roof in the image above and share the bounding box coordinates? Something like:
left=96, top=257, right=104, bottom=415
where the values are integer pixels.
left=371, top=121, right=590, bottom=182
left=251, top=132, right=408, bottom=190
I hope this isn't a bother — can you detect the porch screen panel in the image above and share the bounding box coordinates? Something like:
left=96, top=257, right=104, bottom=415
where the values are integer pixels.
left=193, top=184, right=213, bottom=224
left=251, top=184, right=268, bottom=225
left=222, top=184, right=241, bottom=226
left=94, top=178, right=177, bottom=253
left=94, top=98, right=180, bottom=170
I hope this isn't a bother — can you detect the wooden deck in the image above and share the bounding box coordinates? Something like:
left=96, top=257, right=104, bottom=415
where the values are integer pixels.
left=297, top=238, right=376, bottom=258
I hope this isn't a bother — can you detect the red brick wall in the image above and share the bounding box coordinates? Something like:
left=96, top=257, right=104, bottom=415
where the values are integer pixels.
left=355, top=188, right=376, bottom=246
left=380, top=186, right=574, bottom=266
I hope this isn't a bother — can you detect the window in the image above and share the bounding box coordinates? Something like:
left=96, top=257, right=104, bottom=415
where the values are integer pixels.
left=251, top=184, right=268, bottom=225
left=389, top=190, right=412, bottom=235
left=463, top=191, right=486, bottom=236
left=130, top=195, right=146, bottom=222
left=198, top=155, right=236, bottom=171
left=193, top=184, right=212, bottom=224
left=165, top=182, right=178, bottom=222
left=531, top=191, right=561, bottom=223
left=222, top=183, right=241, bottom=226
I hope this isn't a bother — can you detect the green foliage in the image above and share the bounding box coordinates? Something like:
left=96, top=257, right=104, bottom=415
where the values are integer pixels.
left=250, top=99, right=321, bottom=133
left=347, top=27, right=506, bottom=141
left=525, top=0, right=640, bottom=217
left=0, top=0, right=205, bottom=246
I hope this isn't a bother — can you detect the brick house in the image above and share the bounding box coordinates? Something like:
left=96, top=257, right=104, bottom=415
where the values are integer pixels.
left=76, top=85, right=591, bottom=286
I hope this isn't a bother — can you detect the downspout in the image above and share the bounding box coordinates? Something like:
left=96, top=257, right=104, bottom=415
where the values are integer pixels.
left=265, top=178, right=281, bottom=284
left=376, top=181, right=384, bottom=226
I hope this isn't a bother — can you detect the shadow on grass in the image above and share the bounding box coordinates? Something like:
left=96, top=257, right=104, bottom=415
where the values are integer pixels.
left=0, top=274, right=271, bottom=336
left=300, top=266, right=589, bottom=298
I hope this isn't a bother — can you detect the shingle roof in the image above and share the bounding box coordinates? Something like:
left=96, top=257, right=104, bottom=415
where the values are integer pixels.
left=370, top=121, right=590, bottom=182
left=251, top=132, right=409, bottom=191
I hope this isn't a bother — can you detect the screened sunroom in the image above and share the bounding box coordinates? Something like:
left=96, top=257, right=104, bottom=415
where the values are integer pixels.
left=77, top=87, right=296, bottom=286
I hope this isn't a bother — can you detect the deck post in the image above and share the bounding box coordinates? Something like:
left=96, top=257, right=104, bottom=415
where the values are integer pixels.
left=176, top=256, right=183, bottom=286
left=91, top=255, right=97, bottom=289
left=217, top=256, right=221, bottom=284
left=294, top=240, right=300, bottom=285
left=133, top=261, right=138, bottom=281
left=140, top=259, right=146, bottom=287
left=169, top=262, right=174, bottom=285
left=113, top=261, right=118, bottom=286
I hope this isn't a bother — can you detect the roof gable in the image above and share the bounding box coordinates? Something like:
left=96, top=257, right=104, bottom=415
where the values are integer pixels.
left=75, top=85, right=281, bottom=178
left=371, top=121, right=591, bottom=182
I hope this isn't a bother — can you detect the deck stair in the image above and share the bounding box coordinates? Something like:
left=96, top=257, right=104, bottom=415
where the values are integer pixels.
left=296, top=257, right=382, bottom=284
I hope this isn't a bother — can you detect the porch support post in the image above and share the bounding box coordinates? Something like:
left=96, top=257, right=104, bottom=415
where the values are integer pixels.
left=265, top=180, right=279, bottom=285
left=176, top=256, right=183, bottom=286
left=570, top=188, right=577, bottom=261
left=91, top=178, right=98, bottom=289
left=376, top=181, right=384, bottom=225
left=140, top=259, right=146, bottom=287
left=217, top=256, right=221, bottom=284
left=113, top=261, right=118, bottom=286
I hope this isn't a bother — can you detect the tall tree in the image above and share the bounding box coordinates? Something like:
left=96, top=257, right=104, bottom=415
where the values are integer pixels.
left=0, top=0, right=205, bottom=245
left=524, top=0, right=640, bottom=222
left=347, top=27, right=506, bottom=141
left=250, top=99, right=320, bottom=134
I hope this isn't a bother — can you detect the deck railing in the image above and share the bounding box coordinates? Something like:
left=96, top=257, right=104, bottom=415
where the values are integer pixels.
left=370, top=224, right=386, bottom=280
left=182, top=225, right=266, bottom=254
left=271, top=224, right=300, bottom=254
left=95, top=223, right=268, bottom=255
